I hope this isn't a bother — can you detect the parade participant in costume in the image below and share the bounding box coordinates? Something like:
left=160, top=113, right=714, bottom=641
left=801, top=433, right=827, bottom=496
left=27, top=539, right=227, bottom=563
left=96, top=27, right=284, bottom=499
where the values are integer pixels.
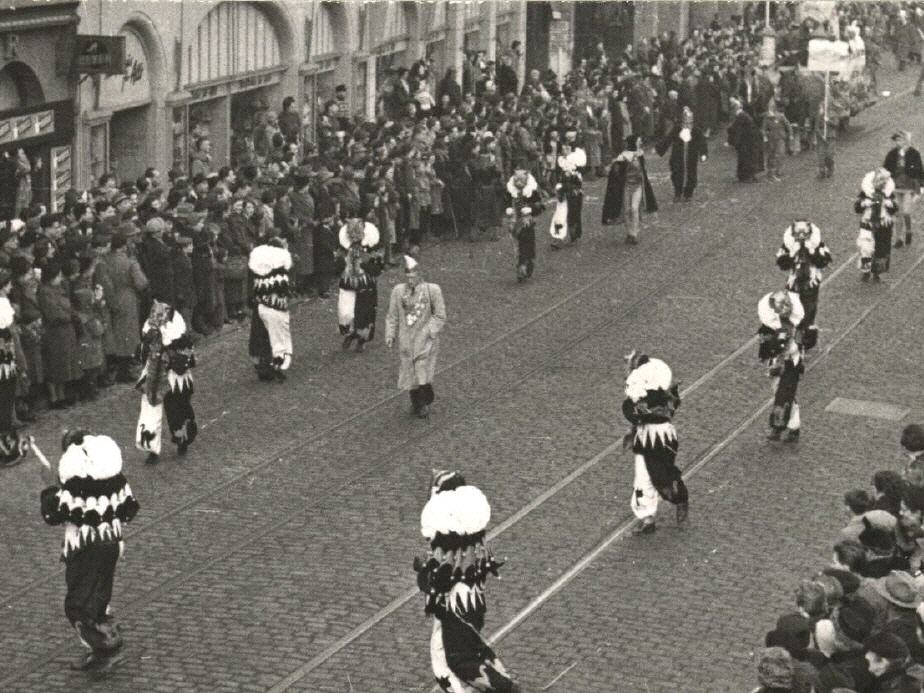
left=622, top=350, right=688, bottom=534
left=602, top=135, right=658, bottom=245
left=883, top=131, right=923, bottom=248
left=134, top=300, right=197, bottom=464
left=413, top=470, right=516, bottom=693
left=39, top=431, right=139, bottom=671
left=758, top=290, right=806, bottom=442
left=656, top=106, right=708, bottom=201
left=385, top=252, right=447, bottom=418
left=855, top=168, right=898, bottom=282
left=549, top=144, right=586, bottom=248
left=335, top=217, right=384, bottom=351
left=503, top=167, right=543, bottom=282
left=775, top=220, right=832, bottom=351
left=0, top=273, right=29, bottom=467
left=248, top=237, right=293, bottom=380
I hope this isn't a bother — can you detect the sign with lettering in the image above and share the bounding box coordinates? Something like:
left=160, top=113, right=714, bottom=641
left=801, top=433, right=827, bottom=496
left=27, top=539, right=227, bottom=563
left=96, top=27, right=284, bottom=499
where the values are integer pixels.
left=74, top=35, right=126, bottom=75
left=50, top=145, right=72, bottom=212
left=98, top=29, right=150, bottom=109
left=0, top=109, right=55, bottom=144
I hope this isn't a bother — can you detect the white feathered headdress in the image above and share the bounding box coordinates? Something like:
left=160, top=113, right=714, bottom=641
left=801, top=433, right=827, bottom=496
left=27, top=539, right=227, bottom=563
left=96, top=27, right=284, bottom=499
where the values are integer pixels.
left=420, top=470, right=491, bottom=540
left=625, top=356, right=673, bottom=403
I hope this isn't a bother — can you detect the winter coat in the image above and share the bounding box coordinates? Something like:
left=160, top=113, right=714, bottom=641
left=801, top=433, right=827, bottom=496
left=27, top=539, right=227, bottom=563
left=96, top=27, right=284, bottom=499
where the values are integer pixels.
left=602, top=151, right=658, bottom=223
left=883, top=146, right=924, bottom=192
left=172, top=248, right=196, bottom=316
left=10, top=279, right=43, bottom=385
left=37, top=282, right=82, bottom=384
left=288, top=188, right=315, bottom=278
left=102, top=249, right=148, bottom=357
left=470, top=155, right=503, bottom=228
left=384, top=282, right=446, bottom=390
left=138, top=235, right=175, bottom=306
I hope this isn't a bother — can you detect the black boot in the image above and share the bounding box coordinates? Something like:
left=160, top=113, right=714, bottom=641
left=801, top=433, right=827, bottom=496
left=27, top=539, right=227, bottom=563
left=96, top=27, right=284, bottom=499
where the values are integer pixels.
left=409, top=388, right=422, bottom=415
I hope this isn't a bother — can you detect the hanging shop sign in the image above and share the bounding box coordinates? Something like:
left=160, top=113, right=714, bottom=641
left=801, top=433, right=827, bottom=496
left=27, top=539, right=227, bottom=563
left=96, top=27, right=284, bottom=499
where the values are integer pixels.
left=74, top=35, right=126, bottom=75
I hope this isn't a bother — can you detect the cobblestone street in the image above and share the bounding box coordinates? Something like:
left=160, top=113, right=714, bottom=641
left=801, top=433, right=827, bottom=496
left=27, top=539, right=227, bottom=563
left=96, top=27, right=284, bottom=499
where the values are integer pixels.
left=1, top=64, right=922, bottom=693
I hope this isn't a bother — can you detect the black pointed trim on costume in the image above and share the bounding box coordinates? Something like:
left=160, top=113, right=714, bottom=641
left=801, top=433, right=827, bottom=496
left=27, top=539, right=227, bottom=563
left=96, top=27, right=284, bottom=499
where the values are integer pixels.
left=60, top=473, right=129, bottom=499
left=429, top=530, right=486, bottom=552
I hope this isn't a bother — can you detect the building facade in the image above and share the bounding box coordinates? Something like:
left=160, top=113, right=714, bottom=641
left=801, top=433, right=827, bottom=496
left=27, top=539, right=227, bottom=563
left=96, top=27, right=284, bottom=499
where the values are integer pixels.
left=1, top=0, right=702, bottom=203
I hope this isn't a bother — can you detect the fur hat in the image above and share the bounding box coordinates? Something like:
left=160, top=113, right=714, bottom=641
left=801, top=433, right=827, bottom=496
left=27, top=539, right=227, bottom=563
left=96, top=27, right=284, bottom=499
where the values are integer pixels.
left=859, top=516, right=896, bottom=555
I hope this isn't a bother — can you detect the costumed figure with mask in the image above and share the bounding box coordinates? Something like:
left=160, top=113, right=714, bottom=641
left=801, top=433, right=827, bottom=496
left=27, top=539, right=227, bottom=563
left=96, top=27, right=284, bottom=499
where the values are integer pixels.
left=855, top=168, right=897, bottom=282
left=656, top=106, right=708, bottom=201
left=775, top=220, right=832, bottom=351
left=0, top=278, right=29, bottom=467
left=134, top=300, right=196, bottom=465
left=549, top=145, right=586, bottom=248
left=385, top=252, right=447, bottom=418
left=622, top=351, right=687, bottom=534
left=503, top=167, right=543, bottom=282
left=39, top=431, right=139, bottom=671
left=248, top=238, right=293, bottom=380
left=758, top=290, right=805, bottom=442
left=335, top=218, right=384, bottom=352
left=414, top=470, right=516, bottom=693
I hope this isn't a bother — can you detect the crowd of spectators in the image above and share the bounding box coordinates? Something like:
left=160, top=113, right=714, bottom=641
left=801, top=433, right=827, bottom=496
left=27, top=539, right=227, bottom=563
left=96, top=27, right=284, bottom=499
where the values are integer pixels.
left=0, top=2, right=912, bottom=429
left=751, top=424, right=924, bottom=693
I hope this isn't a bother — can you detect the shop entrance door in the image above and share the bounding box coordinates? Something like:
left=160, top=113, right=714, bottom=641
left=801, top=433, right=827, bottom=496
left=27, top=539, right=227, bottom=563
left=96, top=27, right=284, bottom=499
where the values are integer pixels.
left=110, top=105, right=149, bottom=183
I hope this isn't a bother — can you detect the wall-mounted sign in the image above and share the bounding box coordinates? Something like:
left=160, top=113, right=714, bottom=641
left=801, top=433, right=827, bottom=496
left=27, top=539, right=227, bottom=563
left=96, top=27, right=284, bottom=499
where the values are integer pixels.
left=50, top=145, right=72, bottom=212
left=0, top=108, right=55, bottom=145
left=98, top=29, right=150, bottom=109
left=807, top=38, right=850, bottom=72
left=74, top=35, right=126, bottom=75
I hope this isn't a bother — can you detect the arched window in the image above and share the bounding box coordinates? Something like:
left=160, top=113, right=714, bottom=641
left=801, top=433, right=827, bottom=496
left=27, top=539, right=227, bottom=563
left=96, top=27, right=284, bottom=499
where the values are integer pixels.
left=310, top=2, right=337, bottom=59
left=186, top=1, right=281, bottom=86
left=383, top=3, right=410, bottom=40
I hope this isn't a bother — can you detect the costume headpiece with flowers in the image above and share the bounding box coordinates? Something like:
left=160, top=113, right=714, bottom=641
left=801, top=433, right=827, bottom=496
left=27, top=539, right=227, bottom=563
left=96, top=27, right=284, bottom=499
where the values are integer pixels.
left=40, top=431, right=139, bottom=558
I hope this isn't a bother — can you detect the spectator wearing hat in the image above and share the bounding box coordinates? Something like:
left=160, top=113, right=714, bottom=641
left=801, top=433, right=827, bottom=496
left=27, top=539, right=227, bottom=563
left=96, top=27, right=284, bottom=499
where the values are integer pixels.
left=9, top=255, right=42, bottom=418
left=137, top=217, right=175, bottom=315
left=191, top=204, right=226, bottom=336
left=71, top=273, right=105, bottom=402
left=36, top=261, right=80, bottom=408
left=219, top=198, right=253, bottom=321
left=864, top=631, right=918, bottom=692
left=171, top=232, right=197, bottom=332
left=813, top=597, right=877, bottom=691
left=101, top=232, right=148, bottom=383
left=190, top=137, right=213, bottom=179
left=872, top=470, right=908, bottom=517
left=859, top=516, right=905, bottom=579
left=287, top=166, right=315, bottom=296
left=312, top=194, right=338, bottom=299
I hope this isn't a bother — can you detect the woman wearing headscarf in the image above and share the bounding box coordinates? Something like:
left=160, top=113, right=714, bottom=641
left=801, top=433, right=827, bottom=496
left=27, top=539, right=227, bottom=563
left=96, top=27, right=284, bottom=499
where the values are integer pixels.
left=656, top=106, right=708, bottom=202
left=385, top=252, right=446, bottom=418
left=602, top=135, right=658, bottom=244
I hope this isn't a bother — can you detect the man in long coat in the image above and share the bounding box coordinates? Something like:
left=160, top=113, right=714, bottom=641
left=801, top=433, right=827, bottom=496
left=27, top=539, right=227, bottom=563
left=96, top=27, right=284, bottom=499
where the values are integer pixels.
left=288, top=167, right=315, bottom=295
left=727, top=97, right=760, bottom=183
left=385, top=254, right=446, bottom=418
left=102, top=233, right=148, bottom=382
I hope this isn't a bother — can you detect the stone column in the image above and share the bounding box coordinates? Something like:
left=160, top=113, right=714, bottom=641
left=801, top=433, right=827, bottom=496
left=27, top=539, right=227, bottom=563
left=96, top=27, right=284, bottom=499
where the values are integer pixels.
left=515, top=0, right=527, bottom=87
left=485, top=2, right=497, bottom=61
left=447, top=1, right=464, bottom=84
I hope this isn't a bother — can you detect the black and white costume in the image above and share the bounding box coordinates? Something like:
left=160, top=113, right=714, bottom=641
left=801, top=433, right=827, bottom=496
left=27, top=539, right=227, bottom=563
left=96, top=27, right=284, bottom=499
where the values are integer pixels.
left=414, top=470, right=515, bottom=693
left=855, top=168, right=898, bottom=281
left=335, top=219, right=384, bottom=351
left=622, top=351, right=688, bottom=532
left=135, top=301, right=196, bottom=462
left=775, top=220, right=832, bottom=351
left=40, top=432, right=139, bottom=670
left=758, top=290, right=805, bottom=441
left=549, top=149, right=585, bottom=248
left=0, top=296, right=29, bottom=467
left=248, top=241, right=293, bottom=380
left=504, top=169, right=543, bottom=282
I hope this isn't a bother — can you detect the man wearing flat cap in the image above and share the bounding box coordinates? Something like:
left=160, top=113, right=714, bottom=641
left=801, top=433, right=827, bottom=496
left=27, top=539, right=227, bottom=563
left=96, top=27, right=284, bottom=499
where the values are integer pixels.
left=137, top=217, right=175, bottom=312
left=883, top=131, right=923, bottom=249
left=863, top=631, right=917, bottom=691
